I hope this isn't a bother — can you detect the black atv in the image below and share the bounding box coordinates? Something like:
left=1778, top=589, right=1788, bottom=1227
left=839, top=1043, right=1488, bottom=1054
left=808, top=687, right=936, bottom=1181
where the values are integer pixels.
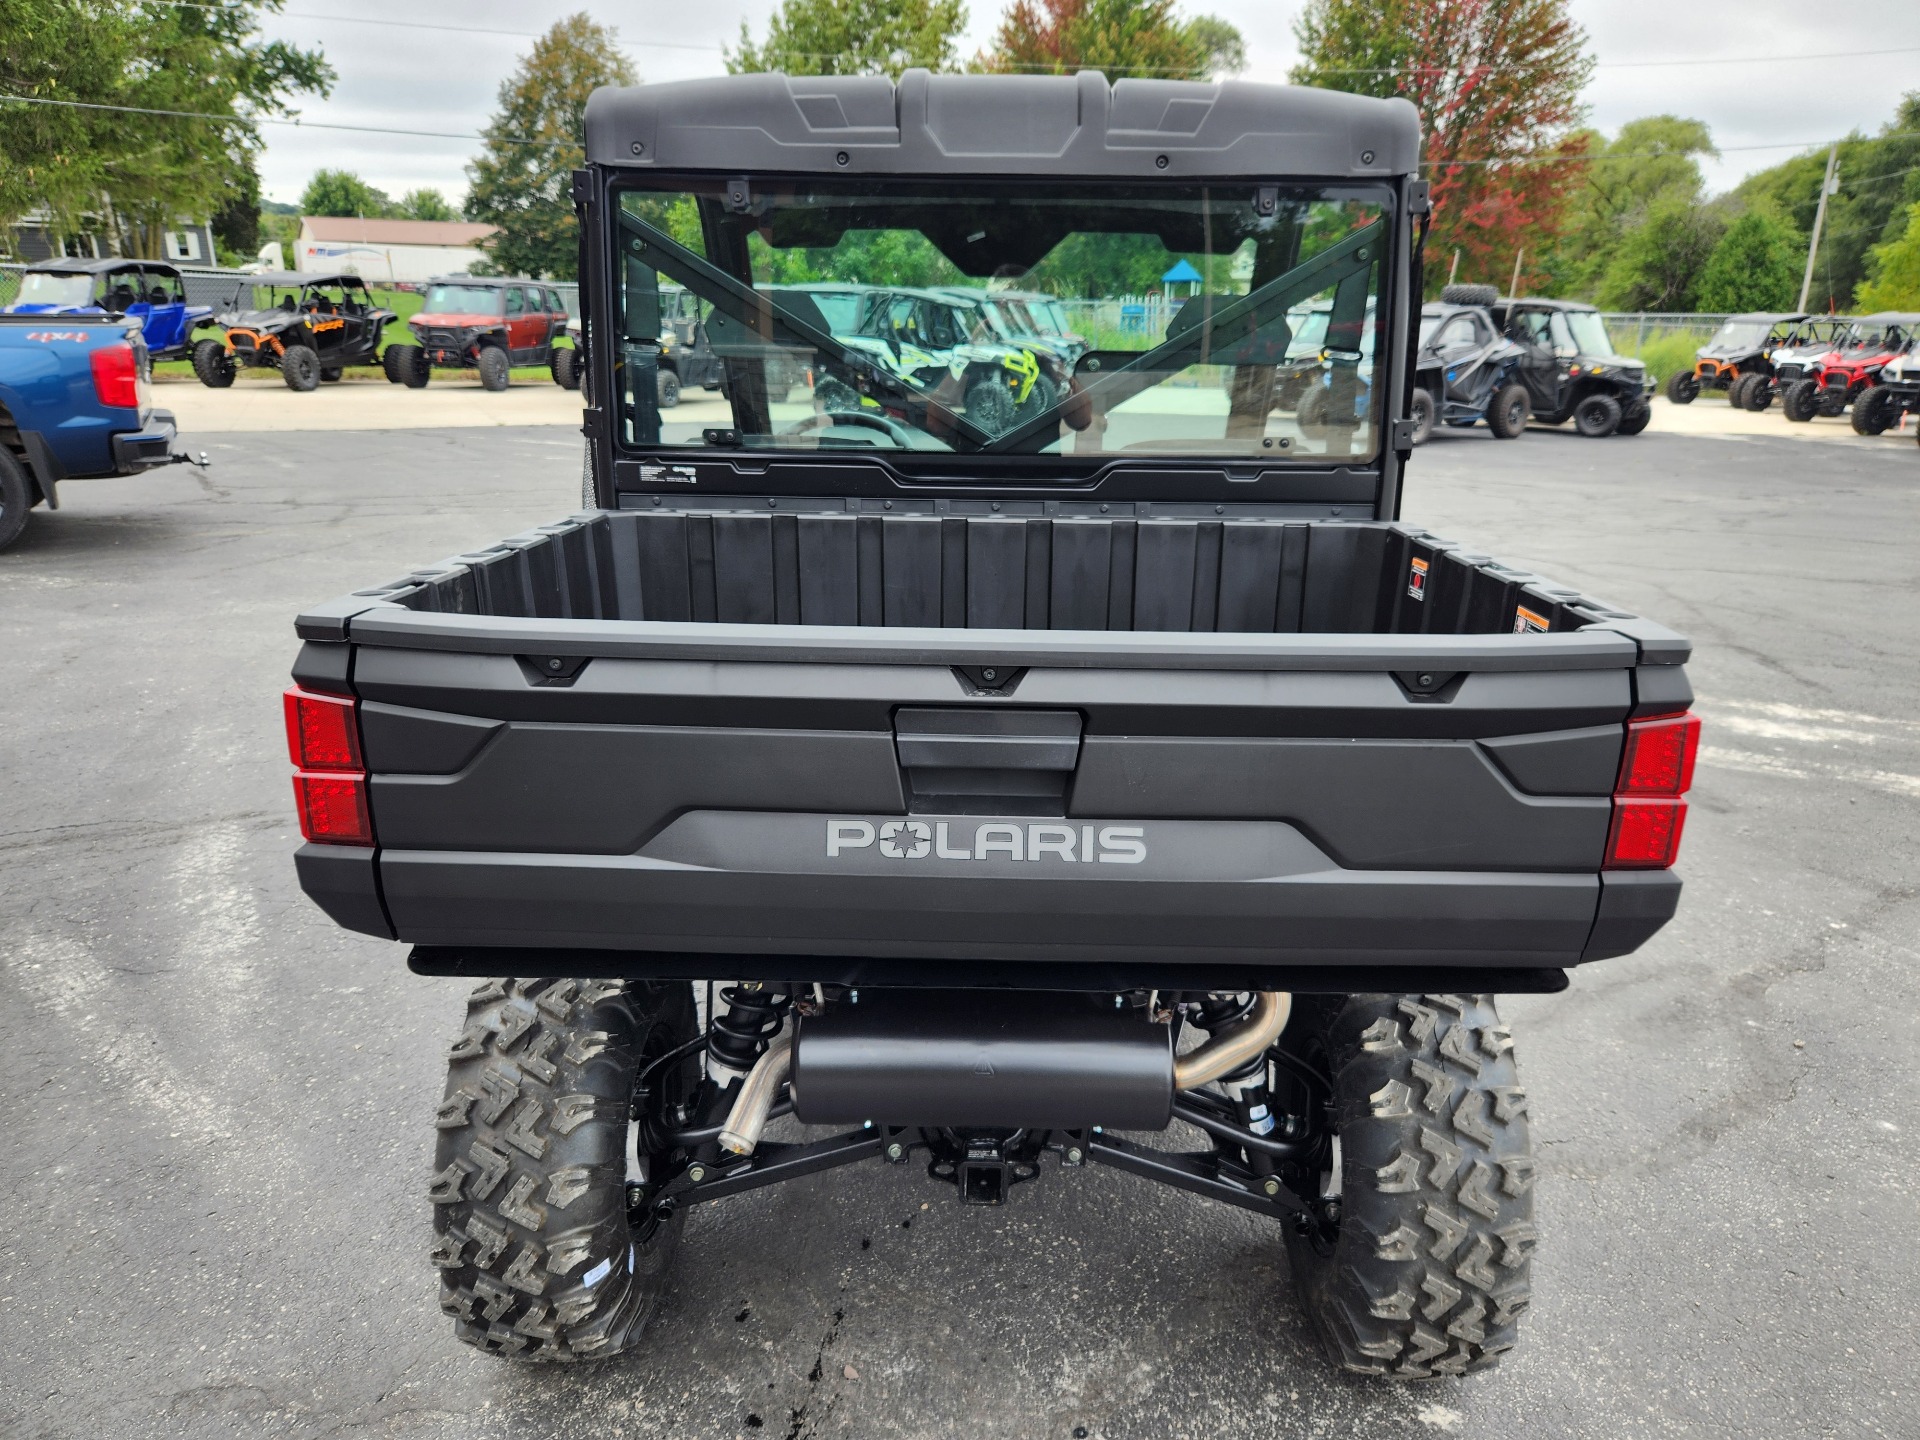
left=1410, top=288, right=1530, bottom=444
left=194, top=271, right=394, bottom=392
left=1664, top=312, right=1798, bottom=406
left=1490, top=295, right=1651, bottom=436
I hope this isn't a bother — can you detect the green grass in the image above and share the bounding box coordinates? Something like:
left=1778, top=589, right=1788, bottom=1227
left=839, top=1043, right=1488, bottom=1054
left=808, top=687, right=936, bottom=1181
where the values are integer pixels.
left=1610, top=330, right=1709, bottom=385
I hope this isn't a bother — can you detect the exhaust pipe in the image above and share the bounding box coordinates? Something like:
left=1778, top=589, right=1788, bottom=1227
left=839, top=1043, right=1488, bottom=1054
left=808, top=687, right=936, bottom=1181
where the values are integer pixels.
left=715, top=990, right=1293, bottom=1156
left=717, top=1033, right=792, bottom=1156
left=1175, top=992, right=1291, bottom=1091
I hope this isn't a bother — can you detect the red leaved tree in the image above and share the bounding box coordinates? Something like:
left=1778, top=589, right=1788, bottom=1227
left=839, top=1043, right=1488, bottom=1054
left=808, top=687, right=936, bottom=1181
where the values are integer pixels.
left=981, top=0, right=1240, bottom=81
left=1292, top=0, right=1592, bottom=294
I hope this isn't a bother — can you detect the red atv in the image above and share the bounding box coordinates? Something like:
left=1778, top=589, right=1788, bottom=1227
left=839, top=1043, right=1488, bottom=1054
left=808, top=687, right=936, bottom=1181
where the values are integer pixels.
left=381, top=276, right=570, bottom=392
left=1783, top=313, right=1919, bottom=424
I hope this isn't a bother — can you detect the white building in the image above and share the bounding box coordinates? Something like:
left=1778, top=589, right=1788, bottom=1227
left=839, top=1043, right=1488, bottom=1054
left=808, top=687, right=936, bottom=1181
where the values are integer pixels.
left=295, top=216, right=498, bottom=283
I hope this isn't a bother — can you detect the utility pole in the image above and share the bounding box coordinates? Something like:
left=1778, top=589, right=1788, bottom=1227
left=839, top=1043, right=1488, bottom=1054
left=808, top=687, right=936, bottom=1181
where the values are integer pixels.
left=1508, top=247, right=1524, bottom=299
left=1798, top=145, right=1839, bottom=312
left=1448, top=249, right=1460, bottom=287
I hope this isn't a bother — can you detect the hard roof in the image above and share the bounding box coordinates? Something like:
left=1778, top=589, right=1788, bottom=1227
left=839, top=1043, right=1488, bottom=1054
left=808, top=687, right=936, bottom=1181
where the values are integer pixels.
left=244, top=271, right=369, bottom=288
left=1501, top=297, right=1600, bottom=312
left=425, top=275, right=545, bottom=287
left=586, top=70, right=1420, bottom=180
left=28, top=257, right=180, bottom=277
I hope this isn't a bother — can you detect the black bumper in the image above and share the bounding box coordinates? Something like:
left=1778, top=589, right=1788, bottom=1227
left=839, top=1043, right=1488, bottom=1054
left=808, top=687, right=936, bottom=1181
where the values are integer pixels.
left=112, top=410, right=178, bottom=473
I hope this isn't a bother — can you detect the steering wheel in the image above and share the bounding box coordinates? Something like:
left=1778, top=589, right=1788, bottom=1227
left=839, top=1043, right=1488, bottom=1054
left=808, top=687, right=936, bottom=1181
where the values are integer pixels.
left=783, top=409, right=920, bottom=447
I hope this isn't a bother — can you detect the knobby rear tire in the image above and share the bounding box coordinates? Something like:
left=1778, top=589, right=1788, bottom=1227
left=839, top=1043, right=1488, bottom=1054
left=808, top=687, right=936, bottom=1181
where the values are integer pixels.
left=431, top=978, right=699, bottom=1362
left=1486, top=383, right=1530, bottom=439
left=1285, top=993, right=1535, bottom=1379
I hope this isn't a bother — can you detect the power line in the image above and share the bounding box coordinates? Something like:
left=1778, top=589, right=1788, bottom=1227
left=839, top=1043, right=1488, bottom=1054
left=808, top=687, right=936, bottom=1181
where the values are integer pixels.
left=0, top=92, right=563, bottom=145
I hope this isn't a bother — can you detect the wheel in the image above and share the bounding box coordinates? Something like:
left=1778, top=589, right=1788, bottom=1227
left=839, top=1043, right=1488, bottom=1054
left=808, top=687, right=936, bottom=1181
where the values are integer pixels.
left=431, top=978, right=701, bottom=1362
left=1486, top=383, right=1530, bottom=439
left=1408, top=387, right=1435, bottom=446
left=1851, top=387, right=1893, bottom=435
left=477, top=346, right=510, bottom=392
left=1283, top=993, right=1534, bottom=1379
left=1726, top=373, right=1753, bottom=406
left=191, top=338, right=235, bottom=388
left=1015, top=371, right=1058, bottom=424
left=383, top=344, right=425, bottom=386
left=963, top=377, right=1015, bottom=436
left=280, top=344, right=320, bottom=392
left=813, top=375, right=858, bottom=413
left=320, top=366, right=343, bottom=384
left=1743, top=377, right=1775, bottom=412
left=1440, top=283, right=1499, bottom=307
left=1296, top=384, right=1331, bottom=438
left=1663, top=370, right=1698, bottom=405
left=655, top=368, right=680, bottom=408
left=1782, top=379, right=1819, bottom=423
left=0, top=446, right=34, bottom=554
left=1815, top=383, right=1847, bottom=419
left=1572, top=391, right=1622, bottom=437
left=551, top=348, right=580, bottom=391
left=1617, top=399, right=1652, bottom=436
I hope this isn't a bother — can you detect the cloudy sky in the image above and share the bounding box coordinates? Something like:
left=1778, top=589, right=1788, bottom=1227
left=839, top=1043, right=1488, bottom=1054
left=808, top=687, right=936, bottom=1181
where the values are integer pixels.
left=248, top=0, right=1914, bottom=209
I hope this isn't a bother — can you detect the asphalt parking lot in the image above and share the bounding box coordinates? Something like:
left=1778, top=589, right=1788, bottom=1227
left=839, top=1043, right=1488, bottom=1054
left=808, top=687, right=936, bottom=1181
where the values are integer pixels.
left=2, top=419, right=1916, bottom=1439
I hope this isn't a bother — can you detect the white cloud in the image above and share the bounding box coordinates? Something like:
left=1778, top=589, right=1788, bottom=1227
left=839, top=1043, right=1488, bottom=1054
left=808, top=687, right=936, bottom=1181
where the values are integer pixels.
left=251, top=0, right=1912, bottom=208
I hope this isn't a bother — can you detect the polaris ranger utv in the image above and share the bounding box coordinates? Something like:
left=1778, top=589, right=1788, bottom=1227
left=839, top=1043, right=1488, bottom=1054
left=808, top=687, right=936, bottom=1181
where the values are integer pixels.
left=286, top=71, right=1696, bottom=1380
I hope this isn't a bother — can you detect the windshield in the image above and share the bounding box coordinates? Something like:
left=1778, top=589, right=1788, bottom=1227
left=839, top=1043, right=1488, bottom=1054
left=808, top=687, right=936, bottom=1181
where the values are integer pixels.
left=1564, top=310, right=1619, bottom=356
left=16, top=273, right=98, bottom=307
left=424, top=284, right=503, bottom=314
left=1706, top=320, right=1770, bottom=351
left=614, top=179, right=1390, bottom=461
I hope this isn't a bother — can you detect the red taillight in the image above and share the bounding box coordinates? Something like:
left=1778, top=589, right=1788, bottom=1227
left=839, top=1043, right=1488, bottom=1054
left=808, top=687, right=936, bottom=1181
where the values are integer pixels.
left=291, top=773, right=373, bottom=845
left=1616, top=712, right=1700, bottom=795
left=283, top=687, right=362, bottom=770
left=1605, top=798, right=1688, bottom=868
left=284, top=686, right=372, bottom=846
left=1605, top=711, right=1700, bottom=869
left=90, top=342, right=141, bottom=409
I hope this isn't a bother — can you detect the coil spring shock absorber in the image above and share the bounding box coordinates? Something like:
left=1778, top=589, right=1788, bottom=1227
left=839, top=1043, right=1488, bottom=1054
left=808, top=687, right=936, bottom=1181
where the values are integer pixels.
left=1192, top=993, right=1279, bottom=1175
left=707, top=984, right=791, bottom=1081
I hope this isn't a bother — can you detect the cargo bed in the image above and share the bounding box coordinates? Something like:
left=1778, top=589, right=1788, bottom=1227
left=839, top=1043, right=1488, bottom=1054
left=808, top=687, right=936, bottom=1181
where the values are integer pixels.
left=291, top=502, right=1689, bottom=986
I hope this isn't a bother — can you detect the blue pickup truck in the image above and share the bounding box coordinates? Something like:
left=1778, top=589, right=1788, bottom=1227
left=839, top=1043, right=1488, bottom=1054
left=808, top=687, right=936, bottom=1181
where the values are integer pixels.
left=4, top=257, right=215, bottom=361
left=0, top=313, right=189, bottom=552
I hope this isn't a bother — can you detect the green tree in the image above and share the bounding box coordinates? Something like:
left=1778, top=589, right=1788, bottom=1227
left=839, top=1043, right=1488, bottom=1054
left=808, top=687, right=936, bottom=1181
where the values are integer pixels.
left=0, top=0, right=332, bottom=256
left=397, top=188, right=455, bottom=222
left=1543, top=115, right=1715, bottom=297
left=1856, top=201, right=1920, bottom=311
left=301, top=168, right=393, bottom=217
left=1736, top=93, right=1920, bottom=312
left=1694, top=208, right=1802, bottom=312
left=981, top=0, right=1240, bottom=80
left=1595, top=195, right=1724, bottom=312
left=1291, top=0, right=1592, bottom=296
left=730, top=0, right=967, bottom=76
left=465, top=14, right=635, bottom=281
left=210, top=165, right=262, bottom=264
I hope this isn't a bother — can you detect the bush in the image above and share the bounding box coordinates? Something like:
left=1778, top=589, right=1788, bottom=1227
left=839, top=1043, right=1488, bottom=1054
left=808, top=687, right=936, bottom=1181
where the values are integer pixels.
left=1620, top=331, right=1703, bottom=385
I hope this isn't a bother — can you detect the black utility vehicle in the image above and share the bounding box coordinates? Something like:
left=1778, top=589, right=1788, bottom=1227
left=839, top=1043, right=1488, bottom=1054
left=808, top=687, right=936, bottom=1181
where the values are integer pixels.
left=287, top=72, right=1695, bottom=1380
left=197, top=272, right=394, bottom=391
left=1491, top=297, right=1652, bottom=436
left=1410, top=287, right=1529, bottom=443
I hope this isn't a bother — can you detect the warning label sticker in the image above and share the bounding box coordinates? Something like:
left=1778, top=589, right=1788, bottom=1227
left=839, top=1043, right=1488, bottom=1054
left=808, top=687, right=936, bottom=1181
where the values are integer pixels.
left=1512, top=604, right=1551, bottom=634
left=1407, top=555, right=1429, bottom=601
